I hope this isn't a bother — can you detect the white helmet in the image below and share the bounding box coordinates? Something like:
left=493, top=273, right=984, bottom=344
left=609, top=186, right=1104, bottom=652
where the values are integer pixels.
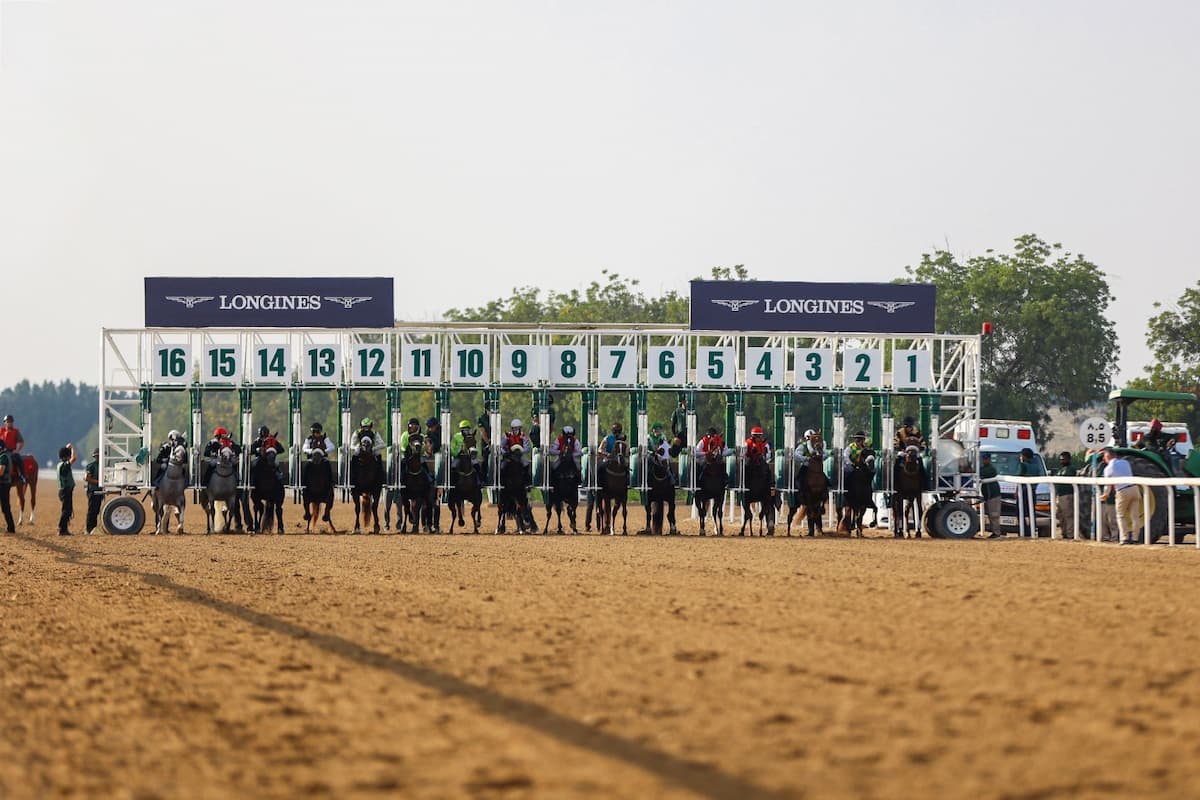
left=510, top=419, right=523, bottom=429
left=169, top=429, right=182, bottom=441
left=804, top=429, right=816, bottom=437
left=562, top=425, right=575, bottom=435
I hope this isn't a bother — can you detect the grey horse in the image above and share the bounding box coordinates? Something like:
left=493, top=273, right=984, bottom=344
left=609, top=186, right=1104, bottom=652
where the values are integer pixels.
left=153, top=445, right=189, bottom=534
left=200, top=447, right=239, bottom=533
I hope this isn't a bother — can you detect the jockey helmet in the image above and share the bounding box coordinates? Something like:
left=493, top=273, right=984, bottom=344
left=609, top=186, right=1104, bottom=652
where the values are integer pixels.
left=652, top=421, right=663, bottom=430
left=1151, top=418, right=1162, bottom=432
left=707, top=426, right=718, bottom=435
left=612, top=422, right=623, bottom=433
left=2, top=414, right=11, bottom=422
left=92, top=448, right=100, bottom=458
left=310, top=422, right=323, bottom=432
left=853, top=430, right=866, bottom=439
left=510, top=419, right=523, bottom=429
left=360, top=417, right=373, bottom=428
left=407, top=417, right=420, bottom=427
left=804, top=429, right=816, bottom=438
left=168, top=429, right=182, bottom=441
left=258, top=425, right=270, bottom=437
left=562, top=425, right=574, bottom=435
left=903, top=416, right=915, bottom=427
left=459, top=420, right=471, bottom=430
left=510, top=443, right=524, bottom=454
left=213, top=426, right=228, bottom=437
left=751, top=426, right=764, bottom=437
left=426, top=418, right=438, bottom=427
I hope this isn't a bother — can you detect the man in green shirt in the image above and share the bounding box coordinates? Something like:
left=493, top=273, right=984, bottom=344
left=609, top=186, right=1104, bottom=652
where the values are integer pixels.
left=57, top=443, right=77, bottom=536
left=1054, top=451, right=1076, bottom=538
left=85, top=448, right=103, bottom=536
left=979, top=452, right=1002, bottom=538
left=0, top=440, right=15, bottom=533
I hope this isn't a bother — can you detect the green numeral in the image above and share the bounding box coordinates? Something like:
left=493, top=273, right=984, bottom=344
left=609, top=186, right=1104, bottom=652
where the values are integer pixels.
left=309, top=348, right=336, bottom=378
left=411, top=348, right=431, bottom=377
left=561, top=349, right=577, bottom=379
left=258, top=348, right=286, bottom=377
left=458, top=349, right=483, bottom=378
left=658, top=350, right=675, bottom=380
left=707, top=351, right=724, bottom=380
left=359, top=348, right=385, bottom=378
left=209, top=348, right=236, bottom=378
left=755, top=352, right=773, bottom=382
left=855, top=353, right=871, bottom=383
left=906, top=354, right=918, bottom=384
left=609, top=349, right=626, bottom=379
left=804, top=352, right=821, bottom=381
left=159, top=347, right=187, bottom=378
left=512, top=349, right=527, bottom=378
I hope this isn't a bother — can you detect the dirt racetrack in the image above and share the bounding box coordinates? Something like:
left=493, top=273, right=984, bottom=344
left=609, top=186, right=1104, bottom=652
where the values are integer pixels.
left=3, top=489, right=1200, bottom=799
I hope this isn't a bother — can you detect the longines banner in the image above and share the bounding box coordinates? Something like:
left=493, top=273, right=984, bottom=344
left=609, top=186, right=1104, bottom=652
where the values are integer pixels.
left=145, top=277, right=395, bottom=328
left=689, top=280, right=936, bottom=334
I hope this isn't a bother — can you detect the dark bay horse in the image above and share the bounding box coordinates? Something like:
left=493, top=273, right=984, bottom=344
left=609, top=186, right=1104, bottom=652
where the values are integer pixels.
left=496, top=450, right=531, bottom=534
left=597, top=443, right=630, bottom=535
left=301, top=450, right=337, bottom=533
left=641, top=450, right=678, bottom=535
left=399, top=448, right=431, bottom=534
left=250, top=449, right=285, bottom=534
left=349, top=438, right=384, bottom=534
left=838, top=453, right=877, bottom=537
left=892, top=448, right=927, bottom=538
left=738, top=451, right=777, bottom=537
left=694, top=449, right=727, bottom=537
left=447, top=451, right=483, bottom=534
left=545, top=450, right=581, bottom=534
left=787, top=453, right=829, bottom=537
left=199, top=448, right=239, bottom=534
left=15, top=453, right=38, bottom=526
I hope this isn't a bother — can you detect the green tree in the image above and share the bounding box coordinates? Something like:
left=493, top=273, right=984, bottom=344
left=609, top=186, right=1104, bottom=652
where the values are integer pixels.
left=904, top=234, right=1118, bottom=438
left=1126, top=280, right=1200, bottom=428
left=0, top=380, right=99, bottom=463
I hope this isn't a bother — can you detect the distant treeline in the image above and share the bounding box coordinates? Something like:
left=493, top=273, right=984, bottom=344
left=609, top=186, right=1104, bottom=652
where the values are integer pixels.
left=0, top=380, right=99, bottom=464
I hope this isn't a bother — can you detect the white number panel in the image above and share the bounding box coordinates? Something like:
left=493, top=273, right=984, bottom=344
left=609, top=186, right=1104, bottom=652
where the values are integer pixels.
left=745, top=347, right=784, bottom=388
left=202, top=344, right=241, bottom=383
left=252, top=345, right=291, bottom=384
left=892, top=349, right=933, bottom=390
left=550, top=346, right=588, bottom=386
left=303, top=344, right=342, bottom=383
left=794, top=348, right=834, bottom=389
left=451, top=345, right=489, bottom=385
left=843, top=348, right=882, bottom=389
left=401, top=344, right=437, bottom=384
left=501, top=345, right=547, bottom=385
left=154, top=344, right=192, bottom=384
left=696, top=347, right=735, bottom=387
left=647, top=346, right=686, bottom=387
left=352, top=344, right=391, bottom=384
left=598, top=346, right=638, bottom=386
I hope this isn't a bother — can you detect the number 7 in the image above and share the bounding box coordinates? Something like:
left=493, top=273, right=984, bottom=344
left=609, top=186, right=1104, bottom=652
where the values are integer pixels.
left=610, top=349, right=626, bottom=378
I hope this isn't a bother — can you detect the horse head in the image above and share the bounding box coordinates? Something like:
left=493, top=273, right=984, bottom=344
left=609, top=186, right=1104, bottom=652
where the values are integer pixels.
left=171, top=445, right=187, bottom=464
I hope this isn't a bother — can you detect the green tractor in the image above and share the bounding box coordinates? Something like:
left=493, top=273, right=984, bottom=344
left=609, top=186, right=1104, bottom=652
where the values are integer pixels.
left=1105, top=389, right=1199, bottom=539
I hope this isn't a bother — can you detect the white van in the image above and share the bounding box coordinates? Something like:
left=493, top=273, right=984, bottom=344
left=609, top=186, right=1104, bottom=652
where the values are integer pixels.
left=955, top=419, right=1051, bottom=534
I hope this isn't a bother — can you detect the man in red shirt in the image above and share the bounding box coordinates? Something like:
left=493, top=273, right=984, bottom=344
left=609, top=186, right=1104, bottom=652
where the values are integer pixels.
left=0, top=415, right=22, bottom=454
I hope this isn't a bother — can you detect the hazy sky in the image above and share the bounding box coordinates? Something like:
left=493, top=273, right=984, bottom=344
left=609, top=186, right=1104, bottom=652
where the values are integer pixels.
left=2, top=1, right=1197, bottom=388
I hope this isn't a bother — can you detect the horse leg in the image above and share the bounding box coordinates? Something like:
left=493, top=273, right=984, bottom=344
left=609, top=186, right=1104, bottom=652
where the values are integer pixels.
left=915, top=498, right=924, bottom=538
left=620, top=502, right=628, bottom=535
left=353, top=495, right=362, bottom=533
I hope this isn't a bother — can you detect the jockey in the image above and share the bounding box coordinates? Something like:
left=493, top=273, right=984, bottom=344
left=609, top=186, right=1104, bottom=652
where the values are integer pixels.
left=201, top=425, right=243, bottom=485
left=153, top=429, right=187, bottom=487
left=846, top=430, right=872, bottom=466
left=250, top=425, right=285, bottom=459
left=695, top=426, right=729, bottom=458
left=550, top=425, right=582, bottom=461
left=302, top=422, right=336, bottom=459
left=744, top=425, right=772, bottom=461
left=600, top=422, right=628, bottom=465
left=401, top=431, right=435, bottom=481
left=397, top=417, right=422, bottom=452
left=796, top=429, right=825, bottom=460
left=1, top=414, right=24, bottom=455
left=504, top=419, right=532, bottom=465
left=894, top=416, right=925, bottom=454
left=449, top=420, right=478, bottom=459
left=353, top=417, right=384, bottom=454
left=647, top=421, right=681, bottom=485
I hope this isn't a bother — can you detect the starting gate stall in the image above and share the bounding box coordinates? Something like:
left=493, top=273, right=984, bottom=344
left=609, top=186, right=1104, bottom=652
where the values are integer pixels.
left=100, top=324, right=982, bottom=536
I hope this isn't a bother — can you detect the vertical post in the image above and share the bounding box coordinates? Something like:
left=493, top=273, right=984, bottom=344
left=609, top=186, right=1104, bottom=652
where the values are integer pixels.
left=871, top=395, right=884, bottom=452
left=632, top=388, right=647, bottom=491
left=189, top=386, right=203, bottom=490
left=436, top=386, right=452, bottom=492
left=486, top=387, right=502, bottom=489
left=821, top=393, right=835, bottom=445
left=880, top=394, right=894, bottom=502
left=925, top=395, right=940, bottom=491
left=830, top=392, right=845, bottom=527
left=288, top=387, right=302, bottom=497
left=532, top=387, right=550, bottom=491
left=582, top=387, right=599, bottom=490
left=782, top=392, right=796, bottom=493
left=140, top=386, right=153, bottom=484
left=387, top=386, right=402, bottom=490
left=239, top=386, right=253, bottom=492
left=338, top=387, right=352, bottom=499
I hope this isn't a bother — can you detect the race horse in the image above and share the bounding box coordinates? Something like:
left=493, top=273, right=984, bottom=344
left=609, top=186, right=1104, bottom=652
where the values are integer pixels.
left=349, top=437, right=384, bottom=534
left=544, top=449, right=581, bottom=534
left=641, top=449, right=678, bottom=535
left=596, top=442, right=630, bottom=535
left=199, top=448, right=239, bottom=534
left=838, top=453, right=877, bottom=536
left=301, top=449, right=337, bottom=533
left=787, top=452, right=829, bottom=537
left=693, top=448, right=727, bottom=537
left=892, top=448, right=927, bottom=538
left=738, top=450, right=778, bottom=537
left=398, top=447, right=431, bottom=534
left=496, top=448, right=531, bottom=534
left=250, top=448, right=285, bottom=534
left=14, top=453, right=38, bottom=525
left=447, top=450, right=483, bottom=534
left=152, top=445, right=189, bottom=534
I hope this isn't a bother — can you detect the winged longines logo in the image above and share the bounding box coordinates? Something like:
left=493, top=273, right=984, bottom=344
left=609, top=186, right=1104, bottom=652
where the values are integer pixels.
left=166, top=296, right=215, bottom=309
left=711, top=299, right=760, bottom=312
left=323, top=296, right=373, bottom=309
left=866, top=300, right=916, bottom=314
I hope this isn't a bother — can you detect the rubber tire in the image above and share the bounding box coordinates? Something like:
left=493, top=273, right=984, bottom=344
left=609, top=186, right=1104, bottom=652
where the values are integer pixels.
left=924, top=499, right=945, bottom=538
left=103, top=496, right=146, bottom=535
left=932, top=500, right=980, bottom=540
left=1125, top=454, right=1169, bottom=543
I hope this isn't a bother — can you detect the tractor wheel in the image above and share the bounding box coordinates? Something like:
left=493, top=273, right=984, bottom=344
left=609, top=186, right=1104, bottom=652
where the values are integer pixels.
left=103, top=496, right=146, bottom=535
left=1125, top=454, right=1169, bottom=543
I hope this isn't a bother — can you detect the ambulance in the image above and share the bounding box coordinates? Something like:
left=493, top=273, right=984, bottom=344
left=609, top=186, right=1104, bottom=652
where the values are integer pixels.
left=955, top=419, right=1051, bottom=534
